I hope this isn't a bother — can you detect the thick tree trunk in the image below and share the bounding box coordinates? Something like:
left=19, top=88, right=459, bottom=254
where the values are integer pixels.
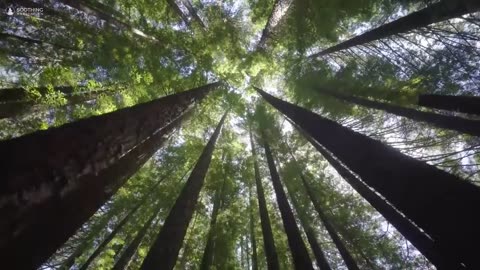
left=261, top=136, right=314, bottom=270
left=418, top=94, right=480, bottom=116
left=249, top=128, right=280, bottom=270
left=249, top=179, right=259, bottom=270
left=309, top=0, right=480, bottom=57
left=112, top=207, right=161, bottom=270
left=0, top=82, right=220, bottom=269
left=255, top=87, right=480, bottom=269
left=200, top=175, right=227, bottom=270
left=293, top=124, right=465, bottom=269
left=140, top=111, right=228, bottom=270
left=325, top=90, right=480, bottom=137
left=282, top=171, right=332, bottom=270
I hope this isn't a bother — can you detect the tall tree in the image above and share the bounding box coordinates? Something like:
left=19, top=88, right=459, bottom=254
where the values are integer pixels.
left=248, top=175, right=259, bottom=270
left=283, top=174, right=332, bottom=270
left=418, top=94, right=480, bottom=115
left=0, top=82, right=220, bottom=269
left=257, top=0, right=293, bottom=49
left=292, top=124, right=464, bottom=269
left=200, top=166, right=228, bottom=270
left=309, top=0, right=480, bottom=57
left=249, top=128, right=280, bottom=270
left=255, top=87, right=480, bottom=269
left=322, top=90, right=480, bottom=137
left=140, top=111, right=228, bottom=270
left=112, top=206, right=161, bottom=270
left=261, top=134, right=314, bottom=270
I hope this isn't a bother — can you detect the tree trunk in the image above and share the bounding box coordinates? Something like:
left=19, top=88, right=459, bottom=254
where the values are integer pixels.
left=324, top=90, right=480, bottom=137
left=255, top=87, right=480, bottom=269
left=309, top=0, right=480, bottom=57
left=78, top=200, right=152, bottom=270
left=249, top=177, right=259, bottom=270
left=200, top=175, right=227, bottom=270
left=249, top=128, right=280, bottom=270
left=282, top=169, right=332, bottom=270
left=261, top=136, right=314, bottom=270
left=0, top=82, right=220, bottom=269
left=181, top=0, right=206, bottom=29
left=0, top=32, right=81, bottom=52
left=293, top=124, right=465, bottom=269
left=418, top=94, right=480, bottom=115
left=140, top=111, right=228, bottom=270
left=167, top=0, right=191, bottom=27
left=257, top=0, right=293, bottom=49
left=112, top=206, right=161, bottom=270
left=61, top=210, right=117, bottom=269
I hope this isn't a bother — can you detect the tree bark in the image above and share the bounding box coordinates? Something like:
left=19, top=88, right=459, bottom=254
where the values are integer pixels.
left=0, top=82, right=220, bottom=269
left=418, top=94, right=480, bottom=116
left=293, top=124, right=465, bottom=269
left=249, top=128, right=280, bottom=270
left=281, top=165, right=332, bottom=270
left=255, top=87, right=480, bottom=269
left=309, top=0, right=480, bottom=57
left=112, top=206, right=161, bottom=270
left=261, top=135, right=314, bottom=270
left=324, top=90, right=480, bottom=137
left=257, top=0, right=293, bottom=49
left=140, top=111, right=228, bottom=270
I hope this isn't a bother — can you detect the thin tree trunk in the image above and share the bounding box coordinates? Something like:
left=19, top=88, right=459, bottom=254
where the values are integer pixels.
left=249, top=177, right=259, bottom=270
left=249, top=128, right=280, bottom=270
left=140, top=111, right=228, bottom=270
left=200, top=175, right=227, bottom=270
left=284, top=178, right=332, bottom=270
left=181, top=0, right=206, bottom=29
left=261, top=136, right=314, bottom=270
left=112, top=206, right=161, bottom=270
left=61, top=210, right=117, bottom=269
left=309, top=0, right=480, bottom=57
left=298, top=173, right=359, bottom=270
left=0, top=32, right=81, bottom=52
left=257, top=0, right=293, bottom=49
left=167, top=0, right=191, bottom=27
left=254, top=87, right=480, bottom=269
left=78, top=200, right=153, bottom=270
left=324, top=90, right=480, bottom=137
left=418, top=94, right=480, bottom=115
left=0, top=82, right=220, bottom=269
left=292, top=124, right=464, bottom=269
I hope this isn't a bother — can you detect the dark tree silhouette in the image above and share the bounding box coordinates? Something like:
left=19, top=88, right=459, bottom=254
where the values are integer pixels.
left=418, top=94, right=480, bottom=115
left=261, top=135, right=314, bottom=270
left=0, top=83, right=220, bottom=269
left=249, top=128, right=280, bottom=270
left=140, top=111, right=228, bottom=270
left=255, top=87, right=480, bottom=269
left=309, top=0, right=480, bottom=57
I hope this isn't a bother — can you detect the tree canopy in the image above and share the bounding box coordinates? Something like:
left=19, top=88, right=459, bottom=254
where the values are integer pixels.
left=1, top=0, right=479, bottom=269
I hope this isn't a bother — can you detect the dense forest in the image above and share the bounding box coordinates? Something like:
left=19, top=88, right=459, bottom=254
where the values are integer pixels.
left=1, top=0, right=480, bottom=269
